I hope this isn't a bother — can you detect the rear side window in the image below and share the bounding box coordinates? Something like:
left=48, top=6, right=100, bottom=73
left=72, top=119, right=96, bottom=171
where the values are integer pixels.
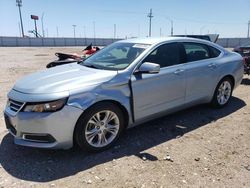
left=209, top=46, right=221, bottom=58
left=143, top=43, right=181, bottom=68
left=183, top=43, right=210, bottom=62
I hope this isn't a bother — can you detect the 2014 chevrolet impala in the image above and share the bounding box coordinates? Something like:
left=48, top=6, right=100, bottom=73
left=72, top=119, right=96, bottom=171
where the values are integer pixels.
left=4, top=37, right=243, bottom=151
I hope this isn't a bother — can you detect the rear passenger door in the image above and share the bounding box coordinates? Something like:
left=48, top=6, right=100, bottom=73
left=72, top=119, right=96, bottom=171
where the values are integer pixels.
left=182, top=42, right=221, bottom=103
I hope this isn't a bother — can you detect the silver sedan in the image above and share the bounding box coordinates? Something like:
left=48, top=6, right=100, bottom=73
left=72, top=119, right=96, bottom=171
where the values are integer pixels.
left=4, top=37, right=244, bottom=152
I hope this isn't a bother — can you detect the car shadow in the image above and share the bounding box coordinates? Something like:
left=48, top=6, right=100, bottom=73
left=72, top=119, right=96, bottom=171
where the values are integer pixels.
left=0, top=97, right=246, bottom=182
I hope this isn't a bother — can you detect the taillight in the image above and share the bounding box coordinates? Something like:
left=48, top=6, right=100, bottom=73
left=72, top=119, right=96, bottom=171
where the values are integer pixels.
left=243, top=57, right=247, bottom=65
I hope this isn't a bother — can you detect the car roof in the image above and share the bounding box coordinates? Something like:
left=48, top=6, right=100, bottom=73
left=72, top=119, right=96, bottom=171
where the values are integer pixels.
left=118, top=37, right=226, bottom=52
left=118, top=37, right=212, bottom=45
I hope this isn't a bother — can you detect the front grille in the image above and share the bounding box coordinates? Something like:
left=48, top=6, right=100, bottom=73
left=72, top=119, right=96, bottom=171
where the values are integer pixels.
left=8, top=99, right=25, bottom=113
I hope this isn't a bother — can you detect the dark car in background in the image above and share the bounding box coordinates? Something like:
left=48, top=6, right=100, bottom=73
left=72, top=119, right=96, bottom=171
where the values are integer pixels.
left=233, top=43, right=250, bottom=75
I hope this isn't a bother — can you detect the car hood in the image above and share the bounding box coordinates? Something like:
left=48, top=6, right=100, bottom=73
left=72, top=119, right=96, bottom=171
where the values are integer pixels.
left=13, top=63, right=118, bottom=94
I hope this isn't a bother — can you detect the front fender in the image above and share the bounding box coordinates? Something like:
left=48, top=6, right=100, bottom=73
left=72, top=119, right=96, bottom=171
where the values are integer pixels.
left=67, top=80, right=133, bottom=127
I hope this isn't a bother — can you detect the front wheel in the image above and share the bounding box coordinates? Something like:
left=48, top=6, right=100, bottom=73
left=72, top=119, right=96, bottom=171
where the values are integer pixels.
left=211, top=77, right=233, bottom=108
left=74, top=102, right=125, bottom=152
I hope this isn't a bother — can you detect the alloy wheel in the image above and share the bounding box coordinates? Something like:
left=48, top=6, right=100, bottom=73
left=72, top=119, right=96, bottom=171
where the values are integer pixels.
left=85, top=110, right=120, bottom=148
left=217, top=80, right=232, bottom=105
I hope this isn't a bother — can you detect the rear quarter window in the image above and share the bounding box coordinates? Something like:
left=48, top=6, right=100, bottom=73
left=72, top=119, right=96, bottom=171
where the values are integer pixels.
left=209, top=46, right=221, bottom=58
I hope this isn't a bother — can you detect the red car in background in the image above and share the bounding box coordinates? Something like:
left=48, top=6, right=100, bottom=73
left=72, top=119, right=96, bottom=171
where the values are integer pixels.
left=46, top=44, right=100, bottom=68
left=233, top=43, right=250, bottom=75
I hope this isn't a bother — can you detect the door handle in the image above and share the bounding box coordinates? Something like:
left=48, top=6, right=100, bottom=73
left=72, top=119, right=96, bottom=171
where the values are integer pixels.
left=174, top=69, right=184, bottom=75
left=208, top=63, right=217, bottom=69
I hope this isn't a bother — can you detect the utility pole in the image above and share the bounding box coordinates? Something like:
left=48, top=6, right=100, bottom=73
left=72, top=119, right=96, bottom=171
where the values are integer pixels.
left=93, top=22, right=96, bottom=39
left=147, top=8, right=153, bottom=37
left=56, top=26, right=59, bottom=37
left=18, top=22, right=21, bottom=37
left=138, top=24, right=140, bottom=38
left=200, top=26, right=206, bottom=35
left=171, top=20, right=173, bottom=36
left=41, top=12, right=45, bottom=37
left=248, top=20, right=250, bottom=38
left=166, top=18, right=174, bottom=36
left=83, top=26, right=86, bottom=38
left=114, top=24, right=116, bottom=39
left=16, top=0, right=24, bottom=37
left=93, top=21, right=96, bottom=45
left=72, top=25, right=76, bottom=38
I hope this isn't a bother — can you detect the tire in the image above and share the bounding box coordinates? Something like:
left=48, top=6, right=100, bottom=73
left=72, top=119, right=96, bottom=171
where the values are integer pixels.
left=74, top=102, right=125, bottom=152
left=211, top=77, right=233, bottom=108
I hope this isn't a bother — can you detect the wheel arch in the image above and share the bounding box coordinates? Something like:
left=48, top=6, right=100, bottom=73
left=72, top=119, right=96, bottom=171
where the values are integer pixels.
left=220, top=74, right=235, bottom=89
left=73, top=100, right=130, bottom=146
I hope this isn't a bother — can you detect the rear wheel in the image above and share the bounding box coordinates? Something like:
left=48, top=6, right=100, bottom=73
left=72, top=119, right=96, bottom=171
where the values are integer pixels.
left=211, top=77, right=233, bottom=108
left=74, top=102, right=125, bottom=152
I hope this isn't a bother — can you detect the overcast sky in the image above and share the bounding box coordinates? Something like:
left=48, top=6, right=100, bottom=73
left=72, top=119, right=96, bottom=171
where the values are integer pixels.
left=0, top=0, right=250, bottom=38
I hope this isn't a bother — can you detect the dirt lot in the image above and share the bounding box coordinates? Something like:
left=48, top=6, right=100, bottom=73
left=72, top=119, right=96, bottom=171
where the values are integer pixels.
left=0, top=47, right=249, bottom=188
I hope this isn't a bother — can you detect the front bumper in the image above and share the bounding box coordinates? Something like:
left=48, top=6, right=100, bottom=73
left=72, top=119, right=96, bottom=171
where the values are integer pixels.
left=4, top=104, right=83, bottom=149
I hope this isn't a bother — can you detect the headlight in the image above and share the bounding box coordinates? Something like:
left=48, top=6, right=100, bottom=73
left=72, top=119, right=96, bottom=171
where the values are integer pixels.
left=23, top=99, right=67, bottom=112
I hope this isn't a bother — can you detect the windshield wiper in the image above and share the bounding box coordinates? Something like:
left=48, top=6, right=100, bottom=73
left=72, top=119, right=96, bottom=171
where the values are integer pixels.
left=83, top=64, right=99, bottom=69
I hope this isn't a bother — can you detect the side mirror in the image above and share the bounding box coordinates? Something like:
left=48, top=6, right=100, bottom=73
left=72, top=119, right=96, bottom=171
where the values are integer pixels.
left=136, top=62, right=160, bottom=74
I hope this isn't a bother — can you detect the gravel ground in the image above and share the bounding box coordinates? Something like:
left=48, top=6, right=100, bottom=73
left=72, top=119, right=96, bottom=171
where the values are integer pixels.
left=0, top=47, right=249, bottom=188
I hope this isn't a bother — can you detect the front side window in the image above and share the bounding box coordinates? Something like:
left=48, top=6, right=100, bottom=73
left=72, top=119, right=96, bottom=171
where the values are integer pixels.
left=183, top=43, right=210, bottom=62
left=143, top=43, right=181, bottom=68
left=82, top=42, right=150, bottom=70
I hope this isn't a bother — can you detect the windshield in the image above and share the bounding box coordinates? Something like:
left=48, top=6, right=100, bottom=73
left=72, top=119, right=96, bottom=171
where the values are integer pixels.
left=81, top=42, right=150, bottom=70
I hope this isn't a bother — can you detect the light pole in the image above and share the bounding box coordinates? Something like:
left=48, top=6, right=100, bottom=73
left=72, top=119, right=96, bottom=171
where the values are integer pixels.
left=138, top=24, right=140, bottom=38
left=72, top=25, right=76, bottom=38
left=248, top=20, right=250, bottom=38
left=18, top=22, right=21, bottom=37
left=31, top=15, right=39, bottom=38
left=16, top=0, right=24, bottom=37
left=170, top=20, right=173, bottom=36
left=114, top=24, right=116, bottom=39
left=147, top=8, right=153, bottom=37
left=166, top=18, right=173, bottom=36
left=83, top=25, right=86, bottom=38
left=93, top=21, right=96, bottom=45
left=200, top=26, right=206, bottom=35
left=56, top=26, right=59, bottom=37
left=41, top=12, right=45, bottom=38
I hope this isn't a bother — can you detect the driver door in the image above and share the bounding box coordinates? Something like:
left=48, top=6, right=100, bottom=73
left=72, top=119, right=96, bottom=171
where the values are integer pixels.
left=131, top=42, right=186, bottom=121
